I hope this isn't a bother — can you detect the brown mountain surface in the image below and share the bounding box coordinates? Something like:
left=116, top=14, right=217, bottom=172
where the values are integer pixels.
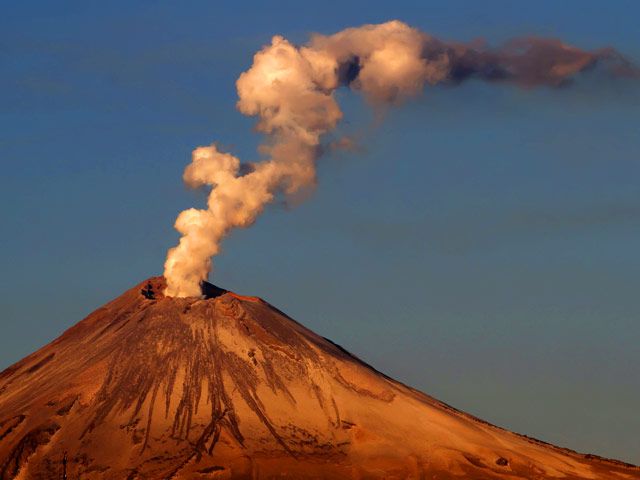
left=0, top=277, right=637, bottom=479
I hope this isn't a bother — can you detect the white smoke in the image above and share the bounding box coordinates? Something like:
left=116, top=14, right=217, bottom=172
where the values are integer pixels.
left=163, top=20, right=636, bottom=297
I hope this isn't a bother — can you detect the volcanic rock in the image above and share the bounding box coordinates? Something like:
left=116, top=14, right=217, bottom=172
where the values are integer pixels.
left=0, top=277, right=638, bottom=479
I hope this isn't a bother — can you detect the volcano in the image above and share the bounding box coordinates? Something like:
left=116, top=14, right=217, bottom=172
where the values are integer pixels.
left=0, top=277, right=637, bottom=479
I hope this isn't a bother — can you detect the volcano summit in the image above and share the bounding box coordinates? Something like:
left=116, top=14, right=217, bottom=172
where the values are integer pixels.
left=0, top=277, right=637, bottom=479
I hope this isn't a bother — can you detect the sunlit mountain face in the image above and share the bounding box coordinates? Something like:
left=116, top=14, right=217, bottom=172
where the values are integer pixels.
left=0, top=277, right=638, bottom=479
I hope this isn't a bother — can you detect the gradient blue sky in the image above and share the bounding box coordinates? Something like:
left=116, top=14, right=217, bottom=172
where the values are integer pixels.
left=2, top=0, right=639, bottom=463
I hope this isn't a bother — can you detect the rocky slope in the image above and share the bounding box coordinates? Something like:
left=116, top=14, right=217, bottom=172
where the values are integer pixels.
left=0, top=277, right=637, bottom=479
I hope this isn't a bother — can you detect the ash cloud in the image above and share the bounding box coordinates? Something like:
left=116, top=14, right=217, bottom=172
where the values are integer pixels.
left=163, top=20, right=637, bottom=297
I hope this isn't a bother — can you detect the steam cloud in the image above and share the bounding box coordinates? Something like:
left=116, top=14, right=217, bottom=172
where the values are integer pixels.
left=163, top=20, right=636, bottom=297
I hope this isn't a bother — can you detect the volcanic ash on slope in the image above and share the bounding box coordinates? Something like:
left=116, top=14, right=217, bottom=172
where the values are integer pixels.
left=0, top=277, right=638, bottom=479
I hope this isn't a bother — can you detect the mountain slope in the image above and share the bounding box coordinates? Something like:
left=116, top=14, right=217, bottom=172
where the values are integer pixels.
left=0, top=277, right=637, bottom=479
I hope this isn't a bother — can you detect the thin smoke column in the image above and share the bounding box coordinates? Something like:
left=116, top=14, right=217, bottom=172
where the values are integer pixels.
left=163, top=20, right=636, bottom=297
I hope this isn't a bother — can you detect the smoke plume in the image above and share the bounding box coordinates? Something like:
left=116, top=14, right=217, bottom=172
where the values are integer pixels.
left=163, top=20, right=636, bottom=297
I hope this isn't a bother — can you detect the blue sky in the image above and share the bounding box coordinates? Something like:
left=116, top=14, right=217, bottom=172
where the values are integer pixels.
left=1, top=0, right=639, bottom=463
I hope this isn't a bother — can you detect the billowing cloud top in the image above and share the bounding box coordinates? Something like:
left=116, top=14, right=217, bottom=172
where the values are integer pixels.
left=163, top=20, right=636, bottom=297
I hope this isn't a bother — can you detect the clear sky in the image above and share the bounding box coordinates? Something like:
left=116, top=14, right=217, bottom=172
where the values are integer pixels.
left=2, top=0, right=639, bottom=464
